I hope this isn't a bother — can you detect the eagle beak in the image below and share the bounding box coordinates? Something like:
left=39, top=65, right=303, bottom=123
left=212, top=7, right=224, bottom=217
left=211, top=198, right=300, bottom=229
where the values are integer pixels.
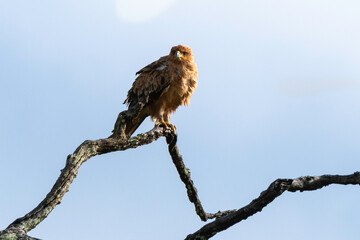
left=175, top=50, right=181, bottom=59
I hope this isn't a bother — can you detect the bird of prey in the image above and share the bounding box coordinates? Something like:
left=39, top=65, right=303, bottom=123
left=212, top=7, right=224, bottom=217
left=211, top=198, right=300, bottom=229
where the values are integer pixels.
left=123, top=45, right=198, bottom=137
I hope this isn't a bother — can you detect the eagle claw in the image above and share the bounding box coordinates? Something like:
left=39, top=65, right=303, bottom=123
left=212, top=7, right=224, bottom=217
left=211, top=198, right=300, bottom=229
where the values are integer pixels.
left=155, top=121, right=176, bottom=132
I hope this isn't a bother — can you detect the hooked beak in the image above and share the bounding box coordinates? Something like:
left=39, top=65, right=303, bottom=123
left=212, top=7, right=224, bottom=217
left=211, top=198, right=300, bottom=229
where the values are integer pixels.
left=175, top=50, right=182, bottom=59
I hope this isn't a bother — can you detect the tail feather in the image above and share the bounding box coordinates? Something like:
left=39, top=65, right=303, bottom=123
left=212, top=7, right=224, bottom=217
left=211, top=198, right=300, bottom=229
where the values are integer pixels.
left=125, top=111, right=148, bottom=137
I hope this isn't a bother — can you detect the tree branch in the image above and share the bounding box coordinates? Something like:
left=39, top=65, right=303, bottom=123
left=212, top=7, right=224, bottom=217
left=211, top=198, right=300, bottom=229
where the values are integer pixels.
left=2, top=104, right=359, bottom=240
left=185, top=172, right=360, bottom=240
left=165, top=133, right=236, bottom=221
left=0, top=105, right=212, bottom=240
left=2, top=105, right=171, bottom=239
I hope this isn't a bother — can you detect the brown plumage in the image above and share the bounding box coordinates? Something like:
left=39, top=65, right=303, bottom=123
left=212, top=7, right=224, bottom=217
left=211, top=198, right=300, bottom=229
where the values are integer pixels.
left=123, top=45, right=198, bottom=137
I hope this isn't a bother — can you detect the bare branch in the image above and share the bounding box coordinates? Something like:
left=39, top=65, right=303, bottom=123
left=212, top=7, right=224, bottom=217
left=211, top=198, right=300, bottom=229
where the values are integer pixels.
left=2, top=102, right=359, bottom=240
left=6, top=123, right=169, bottom=234
left=185, top=172, right=360, bottom=240
left=1, top=101, right=212, bottom=239
left=165, top=133, right=236, bottom=221
left=166, top=133, right=207, bottom=220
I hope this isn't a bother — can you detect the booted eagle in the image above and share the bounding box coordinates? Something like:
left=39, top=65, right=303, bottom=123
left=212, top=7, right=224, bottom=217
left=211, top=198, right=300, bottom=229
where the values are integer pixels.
left=124, top=45, right=198, bottom=137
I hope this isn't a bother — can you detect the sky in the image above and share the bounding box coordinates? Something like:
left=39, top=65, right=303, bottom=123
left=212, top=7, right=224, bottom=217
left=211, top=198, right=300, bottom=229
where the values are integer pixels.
left=1, top=0, right=360, bottom=239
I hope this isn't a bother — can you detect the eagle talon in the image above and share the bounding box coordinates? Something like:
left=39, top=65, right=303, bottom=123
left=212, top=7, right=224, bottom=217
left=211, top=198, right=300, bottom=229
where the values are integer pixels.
left=155, top=121, right=176, bottom=133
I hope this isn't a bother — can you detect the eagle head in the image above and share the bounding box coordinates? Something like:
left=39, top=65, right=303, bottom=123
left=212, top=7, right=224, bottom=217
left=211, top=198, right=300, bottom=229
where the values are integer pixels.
left=169, top=45, right=194, bottom=63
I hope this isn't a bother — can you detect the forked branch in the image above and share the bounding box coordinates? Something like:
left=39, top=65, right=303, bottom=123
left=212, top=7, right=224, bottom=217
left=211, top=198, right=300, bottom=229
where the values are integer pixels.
left=0, top=105, right=219, bottom=240
left=1, top=104, right=359, bottom=240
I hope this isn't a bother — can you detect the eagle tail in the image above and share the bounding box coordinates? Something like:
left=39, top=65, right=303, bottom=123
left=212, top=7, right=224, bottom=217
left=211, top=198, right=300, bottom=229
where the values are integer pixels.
left=125, top=111, right=148, bottom=137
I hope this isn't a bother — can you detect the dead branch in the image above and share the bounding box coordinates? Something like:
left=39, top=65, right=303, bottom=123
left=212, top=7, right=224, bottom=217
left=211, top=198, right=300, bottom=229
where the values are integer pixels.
left=185, top=172, right=360, bottom=240
left=0, top=105, right=214, bottom=239
left=8, top=127, right=168, bottom=231
left=1, top=104, right=359, bottom=240
left=0, top=106, right=174, bottom=239
left=165, top=133, right=236, bottom=221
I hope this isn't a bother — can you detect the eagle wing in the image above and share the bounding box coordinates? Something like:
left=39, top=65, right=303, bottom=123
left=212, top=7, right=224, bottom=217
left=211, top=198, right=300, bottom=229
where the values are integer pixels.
left=123, top=55, right=172, bottom=137
left=124, top=55, right=170, bottom=108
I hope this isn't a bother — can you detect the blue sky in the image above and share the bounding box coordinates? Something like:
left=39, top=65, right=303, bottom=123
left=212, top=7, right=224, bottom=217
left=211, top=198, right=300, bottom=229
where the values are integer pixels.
left=1, top=0, right=360, bottom=239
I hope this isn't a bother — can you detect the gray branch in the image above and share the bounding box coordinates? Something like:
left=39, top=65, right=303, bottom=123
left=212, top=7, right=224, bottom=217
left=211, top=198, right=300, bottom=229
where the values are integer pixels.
left=0, top=106, right=174, bottom=240
left=1, top=126, right=169, bottom=239
left=0, top=105, right=213, bottom=240
left=1, top=104, right=359, bottom=240
left=185, top=172, right=360, bottom=240
left=165, top=133, right=236, bottom=221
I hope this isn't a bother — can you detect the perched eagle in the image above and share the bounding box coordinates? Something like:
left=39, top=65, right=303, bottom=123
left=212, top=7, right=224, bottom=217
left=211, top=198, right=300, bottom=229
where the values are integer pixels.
left=123, top=45, right=198, bottom=137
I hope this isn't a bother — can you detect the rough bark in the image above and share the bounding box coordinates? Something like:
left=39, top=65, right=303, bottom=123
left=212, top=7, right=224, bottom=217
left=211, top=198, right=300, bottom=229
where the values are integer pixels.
left=6, top=126, right=169, bottom=234
left=165, top=133, right=236, bottom=221
left=1, top=105, right=359, bottom=240
left=0, top=105, right=216, bottom=239
left=185, top=172, right=360, bottom=240
left=0, top=106, right=176, bottom=239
